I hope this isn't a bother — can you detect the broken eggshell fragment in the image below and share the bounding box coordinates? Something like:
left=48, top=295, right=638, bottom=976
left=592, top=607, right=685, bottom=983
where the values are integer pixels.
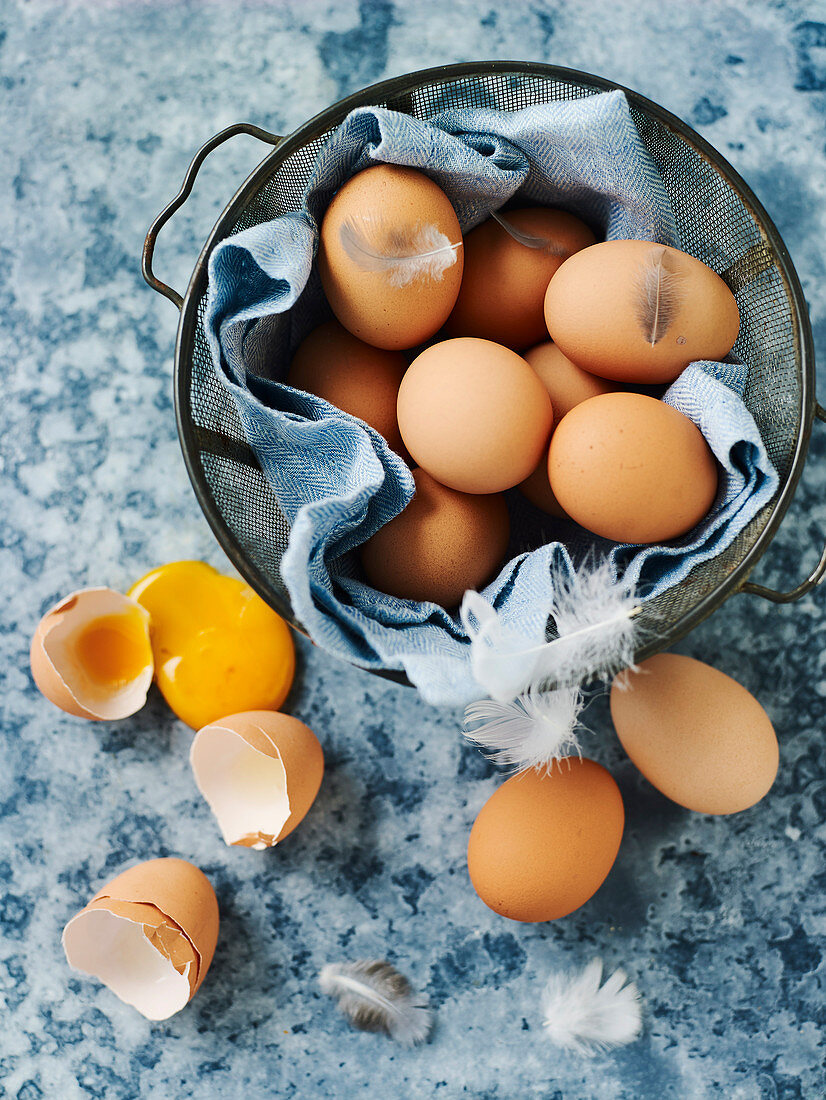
left=190, top=711, right=324, bottom=850
left=62, top=858, right=219, bottom=1021
left=30, top=587, right=153, bottom=720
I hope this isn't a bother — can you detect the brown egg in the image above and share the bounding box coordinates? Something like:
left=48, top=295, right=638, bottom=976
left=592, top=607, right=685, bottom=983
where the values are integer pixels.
left=397, top=338, right=553, bottom=494
left=467, top=759, right=624, bottom=922
left=360, top=467, right=510, bottom=607
left=525, top=341, right=618, bottom=427
left=517, top=342, right=617, bottom=513
left=287, top=320, right=408, bottom=453
left=610, top=654, right=779, bottom=814
left=445, top=208, right=596, bottom=349
left=548, top=392, right=718, bottom=543
left=518, top=449, right=567, bottom=516
left=544, top=240, right=740, bottom=384
left=318, top=165, right=463, bottom=350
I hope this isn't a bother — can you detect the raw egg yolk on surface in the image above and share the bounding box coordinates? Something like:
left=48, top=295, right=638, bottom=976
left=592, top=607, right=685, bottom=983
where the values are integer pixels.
left=128, top=561, right=295, bottom=730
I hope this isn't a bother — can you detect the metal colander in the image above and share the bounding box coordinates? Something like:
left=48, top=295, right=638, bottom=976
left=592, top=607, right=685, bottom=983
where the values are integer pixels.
left=143, top=62, right=825, bottom=686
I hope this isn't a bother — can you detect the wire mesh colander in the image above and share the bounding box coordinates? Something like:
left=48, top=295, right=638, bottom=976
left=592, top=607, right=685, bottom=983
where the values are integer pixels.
left=143, top=62, right=825, bottom=687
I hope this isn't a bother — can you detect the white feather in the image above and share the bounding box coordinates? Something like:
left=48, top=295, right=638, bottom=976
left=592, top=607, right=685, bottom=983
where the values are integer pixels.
left=339, top=216, right=460, bottom=288
left=542, top=958, right=642, bottom=1056
left=463, top=689, right=583, bottom=773
left=533, top=557, right=639, bottom=688
left=461, top=560, right=639, bottom=703
left=459, top=590, right=548, bottom=704
left=319, top=960, right=432, bottom=1047
left=490, top=209, right=567, bottom=255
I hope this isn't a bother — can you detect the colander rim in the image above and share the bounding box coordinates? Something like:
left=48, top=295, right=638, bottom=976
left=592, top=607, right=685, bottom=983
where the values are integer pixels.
left=172, top=60, right=816, bottom=686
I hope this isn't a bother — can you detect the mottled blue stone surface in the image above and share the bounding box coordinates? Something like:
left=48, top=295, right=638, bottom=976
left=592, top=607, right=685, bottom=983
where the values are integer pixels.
left=2, top=2, right=826, bottom=1097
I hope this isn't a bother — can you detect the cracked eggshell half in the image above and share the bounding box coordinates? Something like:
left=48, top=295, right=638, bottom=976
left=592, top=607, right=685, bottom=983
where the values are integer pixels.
left=190, top=711, right=324, bottom=850
left=62, top=858, right=219, bottom=1020
left=30, top=587, right=153, bottom=720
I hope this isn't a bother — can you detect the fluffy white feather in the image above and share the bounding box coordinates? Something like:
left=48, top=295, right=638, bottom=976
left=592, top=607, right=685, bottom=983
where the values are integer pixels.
left=339, top=216, right=460, bottom=287
left=490, top=209, right=567, bottom=255
left=319, top=960, right=432, bottom=1047
left=634, top=245, right=685, bottom=346
left=463, top=688, right=583, bottom=773
left=461, top=560, right=639, bottom=702
left=460, top=590, right=549, bottom=704
left=542, top=958, right=642, bottom=1056
left=534, top=556, right=639, bottom=688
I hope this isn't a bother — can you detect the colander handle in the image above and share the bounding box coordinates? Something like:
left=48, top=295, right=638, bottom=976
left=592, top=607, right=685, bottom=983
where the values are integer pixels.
left=740, top=402, right=826, bottom=603
left=142, top=123, right=283, bottom=309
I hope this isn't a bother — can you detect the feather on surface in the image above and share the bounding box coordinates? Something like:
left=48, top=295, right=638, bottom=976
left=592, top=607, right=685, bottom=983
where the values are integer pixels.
left=463, top=688, right=583, bottom=773
left=542, top=958, right=642, bottom=1056
left=319, top=960, right=432, bottom=1046
left=339, top=216, right=460, bottom=288
left=634, top=245, right=684, bottom=346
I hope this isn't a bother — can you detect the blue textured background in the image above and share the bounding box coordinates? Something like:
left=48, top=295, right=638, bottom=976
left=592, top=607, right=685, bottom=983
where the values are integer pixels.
left=2, top=2, right=825, bottom=1097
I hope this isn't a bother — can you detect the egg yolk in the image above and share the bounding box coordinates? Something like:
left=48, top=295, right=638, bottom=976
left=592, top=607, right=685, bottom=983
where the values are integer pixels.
left=74, top=613, right=153, bottom=689
left=128, top=561, right=295, bottom=730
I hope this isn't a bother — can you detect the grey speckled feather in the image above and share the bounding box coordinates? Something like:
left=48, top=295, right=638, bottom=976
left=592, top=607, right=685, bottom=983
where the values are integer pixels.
left=634, top=245, right=685, bottom=345
left=319, top=960, right=433, bottom=1046
left=490, top=208, right=567, bottom=255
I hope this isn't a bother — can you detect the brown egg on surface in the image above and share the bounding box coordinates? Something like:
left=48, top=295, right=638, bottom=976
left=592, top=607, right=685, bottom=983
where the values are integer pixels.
left=30, top=587, right=153, bottom=721
left=62, top=858, right=219, bottom=1020
left=360, top=467, right=510, bottom=608
left=544, top=240, right=740, bottom=384
left=517, top=341, right=617, bottom=513
left=287, top=320, right=408, bottom=454
left=610, top=654, right=779, bottom=815
left=445, top=208, right=596, bottom=349
left=548, top=392, right=718, bottom=544
left=397, top=338, right=553, bottom=494
left=318, top=164, right=463, bottom=350
left=467, top=759, right=624, bottom=922
left=190, top=711, right=324, bottom=850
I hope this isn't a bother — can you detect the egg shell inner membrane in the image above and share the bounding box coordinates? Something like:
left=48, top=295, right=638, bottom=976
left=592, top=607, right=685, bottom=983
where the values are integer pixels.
left=190, top=724, right=291, bottom=849
left=62, top=907, right=193, bottom=1021
left=40, top=589, right=152, bottom=720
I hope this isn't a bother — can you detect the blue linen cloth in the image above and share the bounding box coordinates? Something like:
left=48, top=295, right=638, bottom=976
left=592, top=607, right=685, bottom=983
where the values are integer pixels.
left=204, top=91, right=778, bottom=706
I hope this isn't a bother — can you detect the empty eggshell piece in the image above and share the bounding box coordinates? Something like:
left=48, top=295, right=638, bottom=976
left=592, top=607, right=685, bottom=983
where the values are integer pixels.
left=445, top=208, right=596, bottom=349
left=548, top=392, right=718, bottom=543
left=287, top=320, right=408, bottom=454
left=397, top=338, right=553, bottom=494
left=610, top=653, right=779, bottom=814
left=190, top=710, right=324, bottom=849
left=62, top=858, right=219, bottom=1020
left=318, top=164, right=463, bottom=350
left=468, top=759, right=624, bottom=922
left=30, top=587, right=153, bottom=720
left=360, top=467, right=510, bottom=607
left=544, top=239, right=740, bottom=384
